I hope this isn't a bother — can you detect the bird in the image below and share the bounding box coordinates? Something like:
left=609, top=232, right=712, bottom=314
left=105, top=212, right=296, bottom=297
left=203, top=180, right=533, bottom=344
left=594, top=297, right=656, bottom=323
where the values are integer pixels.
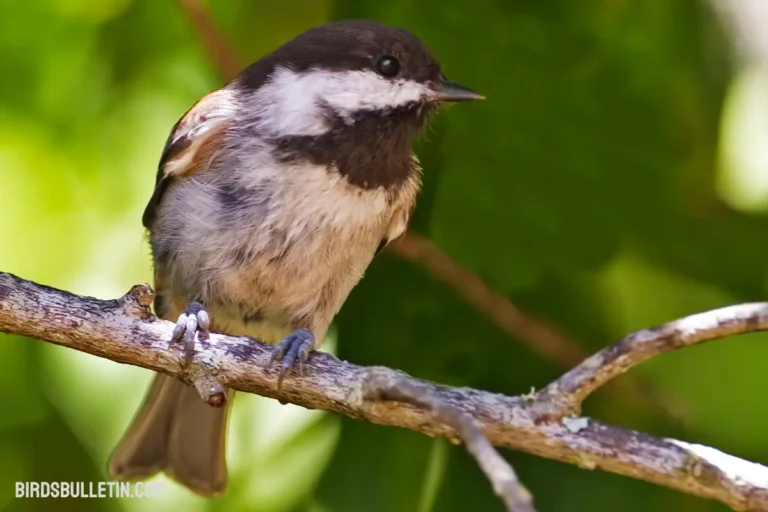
left=107, top=19, right=482, bottom=496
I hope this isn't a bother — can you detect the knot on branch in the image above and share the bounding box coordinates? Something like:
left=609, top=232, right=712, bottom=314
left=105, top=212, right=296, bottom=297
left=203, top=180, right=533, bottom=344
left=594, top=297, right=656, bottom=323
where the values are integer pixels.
left=193, top=375, right=228, bottom=407
left=527, top=385, right=582, bottom=422
left=121, top=283, right=155, bottom=318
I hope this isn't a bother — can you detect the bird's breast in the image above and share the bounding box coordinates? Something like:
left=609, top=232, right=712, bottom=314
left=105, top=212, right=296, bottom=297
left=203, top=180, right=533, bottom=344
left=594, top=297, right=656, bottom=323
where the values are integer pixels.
left=153, top=155, right=418, bottom=344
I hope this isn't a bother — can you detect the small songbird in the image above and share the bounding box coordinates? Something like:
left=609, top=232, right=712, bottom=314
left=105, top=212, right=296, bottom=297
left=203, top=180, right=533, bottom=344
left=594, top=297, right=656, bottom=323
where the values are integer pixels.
left=107, top=19, right=482, bottom=496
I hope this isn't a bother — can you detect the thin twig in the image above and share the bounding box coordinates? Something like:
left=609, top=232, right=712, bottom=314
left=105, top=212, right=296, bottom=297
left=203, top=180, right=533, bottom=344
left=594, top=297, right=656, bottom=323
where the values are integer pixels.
left=2, top=271, right=768, bottom=511
left=363, top=368, right=536, bottom=512
left=388, top=235, right=586, bottom=366
left=175, top=0, right=242, bottom=79
left=535, top=303, right=768, bottom=417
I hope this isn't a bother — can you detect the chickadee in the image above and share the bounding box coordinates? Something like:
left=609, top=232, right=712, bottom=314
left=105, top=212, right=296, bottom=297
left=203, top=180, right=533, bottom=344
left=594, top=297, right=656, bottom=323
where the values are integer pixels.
left=108, top=19, right=482, bottom=496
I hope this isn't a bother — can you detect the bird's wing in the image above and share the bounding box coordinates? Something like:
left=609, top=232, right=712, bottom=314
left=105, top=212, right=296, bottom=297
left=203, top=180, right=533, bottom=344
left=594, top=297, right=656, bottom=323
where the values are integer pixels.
left=142, top=89, right=237, bottom=228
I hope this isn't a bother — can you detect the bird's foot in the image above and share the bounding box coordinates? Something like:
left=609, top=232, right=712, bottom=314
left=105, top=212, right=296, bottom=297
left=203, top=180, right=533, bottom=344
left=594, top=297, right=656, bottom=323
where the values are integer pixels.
left=170, top=301, right=211, bottom=362
left=270, top=328, right=315, bottom=386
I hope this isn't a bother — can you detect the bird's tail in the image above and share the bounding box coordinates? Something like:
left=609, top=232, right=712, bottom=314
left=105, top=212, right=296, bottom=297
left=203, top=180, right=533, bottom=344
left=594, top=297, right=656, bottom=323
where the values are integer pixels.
left=107, top=373, right=234, bottom=496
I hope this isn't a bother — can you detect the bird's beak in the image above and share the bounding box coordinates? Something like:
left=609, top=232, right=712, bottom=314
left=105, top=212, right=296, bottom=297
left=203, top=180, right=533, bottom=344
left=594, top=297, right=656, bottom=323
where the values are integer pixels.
left=433, top=80, right=485, bottom=102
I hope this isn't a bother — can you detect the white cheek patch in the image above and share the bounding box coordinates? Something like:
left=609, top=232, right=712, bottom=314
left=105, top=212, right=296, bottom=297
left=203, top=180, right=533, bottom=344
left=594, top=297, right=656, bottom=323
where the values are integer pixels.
left=246, top=68, right=331, bottom=137
left=247, top=67, right=429, bottom=137
left=316, top=69, right=428, bottom=114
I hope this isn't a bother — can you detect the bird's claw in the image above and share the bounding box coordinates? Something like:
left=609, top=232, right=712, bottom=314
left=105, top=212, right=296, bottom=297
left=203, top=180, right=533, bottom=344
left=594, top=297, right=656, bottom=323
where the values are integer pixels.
left=270, top=328, right=314, bottom=387
left=170, top=301, right=210, bottom=362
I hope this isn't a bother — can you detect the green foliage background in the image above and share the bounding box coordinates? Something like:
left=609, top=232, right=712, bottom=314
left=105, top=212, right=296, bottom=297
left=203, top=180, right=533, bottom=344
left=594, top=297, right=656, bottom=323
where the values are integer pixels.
left=1, top=0, right=767, bottom=511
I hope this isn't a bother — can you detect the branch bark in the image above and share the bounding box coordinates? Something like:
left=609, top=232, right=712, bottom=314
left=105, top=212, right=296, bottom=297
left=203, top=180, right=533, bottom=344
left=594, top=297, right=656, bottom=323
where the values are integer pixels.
left=363, top=368, right=535, bottom=511
left=3, top=271, right=768, bottom=511
left=535, top=304, right=768, bottom=417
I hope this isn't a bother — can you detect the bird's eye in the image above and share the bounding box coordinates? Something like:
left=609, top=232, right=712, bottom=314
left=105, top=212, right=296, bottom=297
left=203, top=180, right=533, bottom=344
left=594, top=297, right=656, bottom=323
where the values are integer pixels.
left=376, top=56, right=400, bottom=77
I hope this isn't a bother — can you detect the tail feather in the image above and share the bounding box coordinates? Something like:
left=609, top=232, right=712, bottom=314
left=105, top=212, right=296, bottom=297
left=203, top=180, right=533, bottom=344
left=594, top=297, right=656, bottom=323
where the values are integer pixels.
left=108, top=374, right=233, bottom=496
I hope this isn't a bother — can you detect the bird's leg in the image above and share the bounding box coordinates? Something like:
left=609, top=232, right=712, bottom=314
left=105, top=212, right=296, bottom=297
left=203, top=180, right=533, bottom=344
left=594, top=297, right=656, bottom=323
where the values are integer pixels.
left=270, top=328, right=315, bottom=385
left=169, top=301, right=211, bottom=362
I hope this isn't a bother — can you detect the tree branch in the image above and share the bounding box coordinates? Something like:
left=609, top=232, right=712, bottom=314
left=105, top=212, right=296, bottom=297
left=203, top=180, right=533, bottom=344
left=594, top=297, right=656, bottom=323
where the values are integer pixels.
left=3, top=271, right=768, bottom=510
left=363, top=368, right=535, bottom=511
left=534, top=303, right=768, bottom=417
